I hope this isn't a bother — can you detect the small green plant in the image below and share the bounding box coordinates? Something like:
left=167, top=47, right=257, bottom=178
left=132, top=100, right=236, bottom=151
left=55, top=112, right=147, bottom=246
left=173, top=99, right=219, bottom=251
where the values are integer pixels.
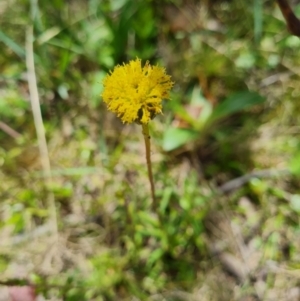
left=101, top=58, right=173, bottom=211
left=163, top=87, right=265, bottom=151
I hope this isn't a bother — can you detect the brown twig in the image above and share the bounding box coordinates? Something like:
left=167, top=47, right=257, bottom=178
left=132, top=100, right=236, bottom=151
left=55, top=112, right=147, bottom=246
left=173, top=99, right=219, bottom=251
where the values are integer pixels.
left=0, top=279, right=31, bottom=286
left=0, top=121, right=22, bottom=139
left=277, top=0, right=300, bottom=37
left=217, top=168, right=290, bottom=194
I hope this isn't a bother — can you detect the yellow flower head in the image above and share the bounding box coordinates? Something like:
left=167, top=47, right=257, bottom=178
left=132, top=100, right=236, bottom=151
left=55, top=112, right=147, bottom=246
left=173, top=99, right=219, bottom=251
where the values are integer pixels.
left=102, top=58, right=173, bottom=124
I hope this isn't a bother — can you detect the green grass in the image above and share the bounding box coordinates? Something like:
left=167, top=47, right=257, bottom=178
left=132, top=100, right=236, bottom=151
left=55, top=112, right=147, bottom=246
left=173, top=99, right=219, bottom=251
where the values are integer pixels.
left=1, top=0, right=300, bottom=300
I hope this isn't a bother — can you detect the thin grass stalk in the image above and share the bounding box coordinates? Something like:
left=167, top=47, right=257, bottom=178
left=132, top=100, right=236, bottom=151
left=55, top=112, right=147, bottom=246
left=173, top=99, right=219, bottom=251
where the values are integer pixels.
left=26, top=25, right=58, bottom=238
left=254, top=0, right=263, bottom=43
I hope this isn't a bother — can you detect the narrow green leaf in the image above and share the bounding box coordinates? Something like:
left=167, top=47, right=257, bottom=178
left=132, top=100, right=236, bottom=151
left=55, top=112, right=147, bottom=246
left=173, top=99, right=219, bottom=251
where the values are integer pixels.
left=147, top=248, right=164, bottom=268
left=289, top=152, right=300, bottom=175
left=254, top=0, right=263, bottom=43
left=0, top=31, right=25, bottom=58
left=209, top=91, right=265, bottom=123
left=162, top=128, right=199, bottom=151
left=290, top=194, right=300, bottom=213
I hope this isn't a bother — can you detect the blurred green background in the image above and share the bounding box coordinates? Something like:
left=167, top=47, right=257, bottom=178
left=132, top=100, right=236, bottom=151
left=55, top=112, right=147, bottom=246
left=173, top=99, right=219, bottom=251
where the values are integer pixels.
left=1, top=0, right=300, bottom=300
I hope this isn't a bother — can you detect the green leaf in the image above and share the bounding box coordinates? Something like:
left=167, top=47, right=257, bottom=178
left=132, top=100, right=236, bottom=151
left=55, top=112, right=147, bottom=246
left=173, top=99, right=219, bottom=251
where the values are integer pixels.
left=289, top=152, right=300, bottom=175
left=253, top=0, right=263, bottom=43
left=235, top=52, right=256, bottom=69
left=147, top=248, right=164, bottom=268
left=162, top=128, right=199, bottom=151
left=160, top=187, right=173, bottom=213
left=137, top=211, right=159, bottom=227
left=209, top=91, right=265, bottom=123
left=0, top=31, right=25, bottom=58
left=90, top=71, right=106, bottom=107
left=290, top=194, right=300, bottom=213
left=0, top=257, right=9, bottom=273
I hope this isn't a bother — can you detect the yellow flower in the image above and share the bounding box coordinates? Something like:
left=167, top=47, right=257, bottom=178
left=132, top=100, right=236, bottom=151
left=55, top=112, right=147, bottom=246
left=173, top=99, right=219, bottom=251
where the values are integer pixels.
left=102, top=58, right=173, bottom=124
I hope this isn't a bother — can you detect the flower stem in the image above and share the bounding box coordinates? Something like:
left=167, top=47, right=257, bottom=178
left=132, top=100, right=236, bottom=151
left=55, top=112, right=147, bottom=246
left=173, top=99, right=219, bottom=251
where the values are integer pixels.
left=142, top=123, right=157, bottom=211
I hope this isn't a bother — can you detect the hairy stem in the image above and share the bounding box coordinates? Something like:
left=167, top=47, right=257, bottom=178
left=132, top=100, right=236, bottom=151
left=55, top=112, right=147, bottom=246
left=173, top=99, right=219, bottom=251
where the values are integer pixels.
left=142, top=123, right=157, bottom=211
